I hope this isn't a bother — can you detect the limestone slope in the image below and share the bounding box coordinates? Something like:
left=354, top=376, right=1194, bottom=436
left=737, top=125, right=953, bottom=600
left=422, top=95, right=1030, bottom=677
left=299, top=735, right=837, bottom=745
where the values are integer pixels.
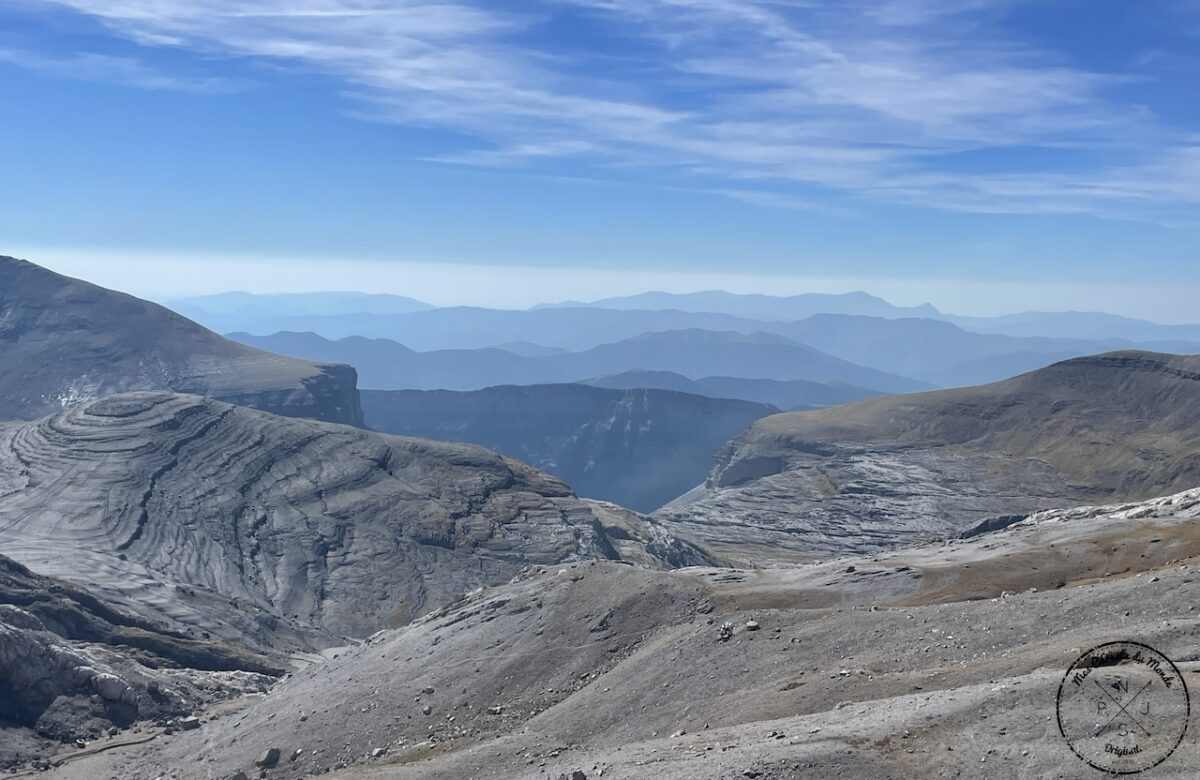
left=0, top=553, right=278, bottom=770
left=0, top=393, right=712, bottom=649
left=94, top=484, right=1200, bottom=780
left=656, top=350, right=1200, bottom=562
left=0, top=256, right=362, bottom=425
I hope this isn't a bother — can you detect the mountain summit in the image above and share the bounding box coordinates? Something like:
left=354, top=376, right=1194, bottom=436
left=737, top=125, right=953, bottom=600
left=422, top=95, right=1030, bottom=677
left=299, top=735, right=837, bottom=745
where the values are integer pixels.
left=0, top=256, right=362, bottom=425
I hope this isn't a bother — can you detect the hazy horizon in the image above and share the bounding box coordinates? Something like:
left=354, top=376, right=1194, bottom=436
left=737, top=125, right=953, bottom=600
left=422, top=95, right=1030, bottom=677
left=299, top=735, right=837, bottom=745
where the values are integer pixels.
left=3, top=1, right=1197, bottom=324
left=11, top=246, right=1200, bottom=324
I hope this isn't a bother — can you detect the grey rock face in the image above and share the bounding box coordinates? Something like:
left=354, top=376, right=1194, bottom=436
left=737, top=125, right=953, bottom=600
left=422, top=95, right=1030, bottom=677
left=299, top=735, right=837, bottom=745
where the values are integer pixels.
left=0, top=255, right=362, bottom=426
left=0, top=553, right=279, bottom=674
left=0, top=393, right=711, bottom=647
left=657, top=351, right=1200, bottom=562
left=361, top=384, right=777, bottom=512
left=0, top=553, right=275, bottom=769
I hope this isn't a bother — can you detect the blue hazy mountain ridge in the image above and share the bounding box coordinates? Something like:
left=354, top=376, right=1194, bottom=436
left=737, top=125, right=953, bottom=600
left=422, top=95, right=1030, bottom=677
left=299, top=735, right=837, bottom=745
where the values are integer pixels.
left=227, top=309, right=1200, bottom=391
left=544, top=291, right=1200, bottom=344
left=538, top=290, right=943, bottom=321
left=760, top=314, right=1200, bottom=388
left=172, top=291, right=434, bottom=315
left=360, top=384, right=778, bottom=512
left=207, top=306, right=768, bottom=351
left=227, top=331, right=558, bottom=390
left=181, top=301, right=1199, bottom=384
left=544, top=329, right=924, bottom=391
left=583, top=370, right=883, bottom=410
left=944, top=311, right=1200, bottom=342
left=230, top=329, right=929, bottom=393
left=488, top=341, right=571, bottom=357
left=171, top=291, right=433, bottom=334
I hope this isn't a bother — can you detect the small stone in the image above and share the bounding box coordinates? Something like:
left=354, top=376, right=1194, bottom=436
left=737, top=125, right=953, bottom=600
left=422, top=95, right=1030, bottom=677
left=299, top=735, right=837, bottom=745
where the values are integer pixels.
left=256, top=747, right=281, bottom=768
left=422, top=705, right=432, bottom=715
left=745, top=620, right=760, bottom=632
left=178, top=716, right=201, bottom=731
left=371, top=748, right=387, bottom=758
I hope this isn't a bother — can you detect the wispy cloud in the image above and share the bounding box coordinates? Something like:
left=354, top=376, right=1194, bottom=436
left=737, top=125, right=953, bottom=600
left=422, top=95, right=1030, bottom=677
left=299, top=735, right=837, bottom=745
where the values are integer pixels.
left=0, top=47, right=233, bottom=91
left=16, top=0, right=1199, bottom=219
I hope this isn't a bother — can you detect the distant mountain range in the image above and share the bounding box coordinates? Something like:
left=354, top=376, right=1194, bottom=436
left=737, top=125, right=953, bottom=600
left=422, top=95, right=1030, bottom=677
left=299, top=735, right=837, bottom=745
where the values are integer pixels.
left=231, top=329, right=929, bottom=394
left=362, top=384, right=777, bottom=511
left=230, top=310, right=1200, bottom=392
left=583, top=370, right=882, bottom=410
left=536, top=290, right=942, bottom=321
left=758, top=314, right=1173, bottom=387
left=170, top=291, right=433, bottom=333
left=172, top=290, right=1200, bottom=356
left=548, top=290, right=1200, bottom=343
left=943, top=310, right=1200, bottom=342
left=203, top=306, right=765, bottom=351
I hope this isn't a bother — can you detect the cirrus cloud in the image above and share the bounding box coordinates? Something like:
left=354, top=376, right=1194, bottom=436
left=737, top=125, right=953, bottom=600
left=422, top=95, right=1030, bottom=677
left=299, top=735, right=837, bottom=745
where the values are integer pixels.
left=12, top=0, right=1199, bottom=221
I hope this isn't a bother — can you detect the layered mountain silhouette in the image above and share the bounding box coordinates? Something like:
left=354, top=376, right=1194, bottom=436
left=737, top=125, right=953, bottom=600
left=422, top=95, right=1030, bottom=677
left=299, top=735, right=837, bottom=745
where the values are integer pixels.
left=361, top=384, right=777, bottom=511
left=549, top=290, right=1200, bottom=343
left=658, top=350, right=1200, bottom=562
left=762, top=314, right=1124, bottom=386
left=945, top=310, right=1200, bottom=342
left=216, top=305, right=1200, bottom=389
left=170, top=291, right=432, bottom=335
left=539, top=289, right=943, bottom=320
left=0, top=257, right=362, bottom=425
left=196, top=306, right=762, bottom=351
left=583, top=369, right=882, bottom=409
left=172, top=288, right=1200, bottom=348
left=233, top=329, right=928, bottom=393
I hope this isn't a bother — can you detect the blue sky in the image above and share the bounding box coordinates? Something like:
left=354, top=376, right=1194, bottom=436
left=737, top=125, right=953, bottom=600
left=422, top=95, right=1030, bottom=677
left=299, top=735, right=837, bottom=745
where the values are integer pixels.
left=1, top=1, right=1198, bottom=316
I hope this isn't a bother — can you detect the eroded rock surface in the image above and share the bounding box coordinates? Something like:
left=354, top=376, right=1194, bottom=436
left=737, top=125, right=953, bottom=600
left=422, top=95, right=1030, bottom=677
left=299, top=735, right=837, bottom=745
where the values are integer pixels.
left=657, top=351, right=1200, bottom=563
left=93, top=485, right=1200, bottom=780
left=0, top=554, right=276, bottom=770
left=0, top=393, right=712, bottom=649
